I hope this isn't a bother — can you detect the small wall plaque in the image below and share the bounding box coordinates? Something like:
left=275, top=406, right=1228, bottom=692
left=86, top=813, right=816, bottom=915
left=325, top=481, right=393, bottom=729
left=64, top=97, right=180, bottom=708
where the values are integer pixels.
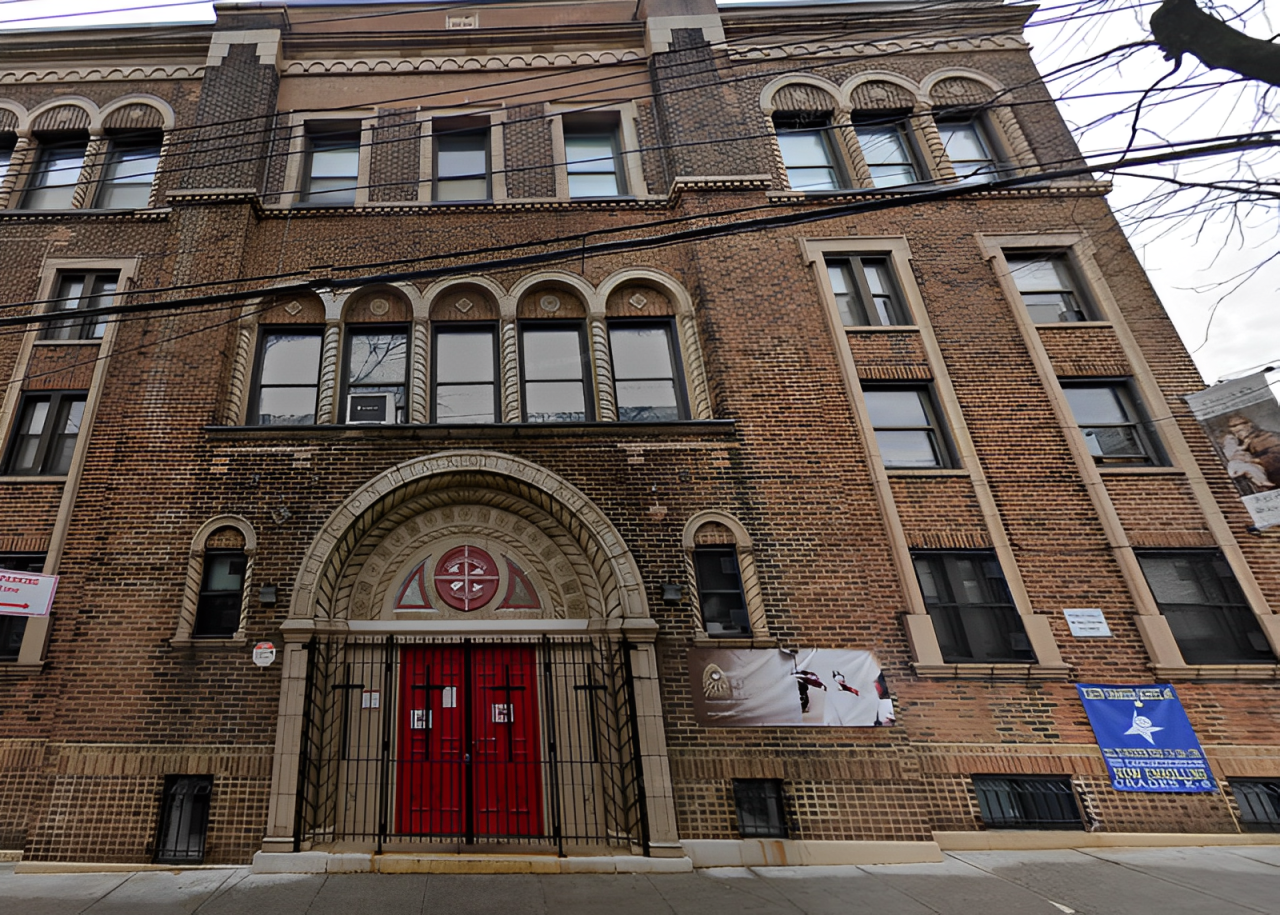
left=1064, top=608, right=1112, bottom=638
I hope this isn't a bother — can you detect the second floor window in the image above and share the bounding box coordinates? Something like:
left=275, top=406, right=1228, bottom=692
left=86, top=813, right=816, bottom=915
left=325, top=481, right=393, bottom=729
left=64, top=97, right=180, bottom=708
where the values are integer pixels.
left=1007, top=253, right=1095, bottom=323
left=433, top=325, right=498, bottom=423
left=521, top=323, right=591, bottom=422
left=774, top=113, right=843, bottom=191
left=43, top=271, right=118, bottom=341
left=3, top=391, right=87, bottom=476
left=22, top=138, right=88, bottom=210
left=343, top=326, right=407, bottom=423
left=303, top=129, right=359, bottom=205
left=194, top=548, right=247, bottom=638
left=937, top=117, right=999, bottom=182
left=251, top=329, right=322, bottom=425
left=913, top=551, right=1033, bottom=664
left=609, top=322, right=684, bottom=422
left=862, top=385, right=952, bottom=468
left=565, top=126, right=624, bottom=197
left=435, top=127, right=489, bottom=201
left=826, top=256, right=909, bottom=326
left=1061, top=381, right=1162, bottom=466
left=853, top=118, right=919, bottom=188
left=95, top=134, right=162, bottom=209
left=694, top=546, right=751, bottom=637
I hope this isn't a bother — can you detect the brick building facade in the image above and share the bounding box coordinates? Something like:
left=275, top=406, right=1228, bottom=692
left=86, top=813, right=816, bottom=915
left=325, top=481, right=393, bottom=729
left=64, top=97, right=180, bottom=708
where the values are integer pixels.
left=0, top=0, right=1277, bottom=867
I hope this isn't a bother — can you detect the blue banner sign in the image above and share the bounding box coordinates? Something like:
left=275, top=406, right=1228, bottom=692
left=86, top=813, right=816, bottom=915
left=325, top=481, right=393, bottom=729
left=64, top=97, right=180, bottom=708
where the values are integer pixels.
left=1077, top=684, right=1215, bottom=793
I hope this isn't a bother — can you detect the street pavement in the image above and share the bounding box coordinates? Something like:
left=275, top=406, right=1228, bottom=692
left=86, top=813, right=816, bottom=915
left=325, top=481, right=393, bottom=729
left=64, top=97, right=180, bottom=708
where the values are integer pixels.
left=3, top=846, right=1280, bottom=914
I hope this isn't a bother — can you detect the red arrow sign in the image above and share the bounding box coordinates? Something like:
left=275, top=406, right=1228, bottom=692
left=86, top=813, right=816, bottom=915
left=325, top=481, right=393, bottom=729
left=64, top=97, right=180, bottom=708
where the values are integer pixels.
left=0, top=602, right=30, bottom=609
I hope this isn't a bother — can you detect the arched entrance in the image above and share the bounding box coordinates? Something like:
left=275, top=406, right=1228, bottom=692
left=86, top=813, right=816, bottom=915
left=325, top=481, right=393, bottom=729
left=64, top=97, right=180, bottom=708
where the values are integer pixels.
left=263, top=451, right=677, bottom=856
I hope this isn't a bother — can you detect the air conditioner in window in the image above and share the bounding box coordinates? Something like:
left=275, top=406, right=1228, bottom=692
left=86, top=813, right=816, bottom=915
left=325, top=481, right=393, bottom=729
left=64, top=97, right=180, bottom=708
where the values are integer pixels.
left=347, top=392, right=395, bottom=425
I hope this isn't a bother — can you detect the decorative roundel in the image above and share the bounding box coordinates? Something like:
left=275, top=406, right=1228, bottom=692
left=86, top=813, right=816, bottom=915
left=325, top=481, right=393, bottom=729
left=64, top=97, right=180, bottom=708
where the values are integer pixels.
left=434, top=545, right=501, bottom=611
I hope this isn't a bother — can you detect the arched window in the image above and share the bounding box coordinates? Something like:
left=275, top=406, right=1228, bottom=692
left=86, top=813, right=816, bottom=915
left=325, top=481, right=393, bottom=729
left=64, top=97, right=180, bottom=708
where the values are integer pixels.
left=174, top=516, right=256, bottom=644
left=683, top=511, right=768, bottom=639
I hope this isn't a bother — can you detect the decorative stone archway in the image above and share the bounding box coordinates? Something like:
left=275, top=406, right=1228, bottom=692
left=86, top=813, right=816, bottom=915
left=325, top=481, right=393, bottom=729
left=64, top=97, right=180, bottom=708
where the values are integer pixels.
left=263, top=450, right=680, bottom=855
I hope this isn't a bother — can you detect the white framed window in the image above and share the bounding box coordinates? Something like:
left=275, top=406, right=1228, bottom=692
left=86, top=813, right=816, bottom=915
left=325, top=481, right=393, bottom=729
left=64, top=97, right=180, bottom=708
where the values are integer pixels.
left=773, top=113, right=844, bottom=191
left=95, top=133, right=162, bottom=209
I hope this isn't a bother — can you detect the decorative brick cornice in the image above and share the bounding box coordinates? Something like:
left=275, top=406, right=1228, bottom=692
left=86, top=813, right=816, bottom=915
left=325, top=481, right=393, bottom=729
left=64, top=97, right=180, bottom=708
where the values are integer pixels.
left=282, top=49, right=643, bottom=76
left=730, top=34, right=1028, bottom=61
left=0, top=63, right=204, bottom=84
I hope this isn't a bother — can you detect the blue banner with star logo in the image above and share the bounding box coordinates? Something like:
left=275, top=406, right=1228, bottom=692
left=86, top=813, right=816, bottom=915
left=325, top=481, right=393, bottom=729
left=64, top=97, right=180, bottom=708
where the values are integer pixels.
left=1077, top=684, right=1216, bottom=792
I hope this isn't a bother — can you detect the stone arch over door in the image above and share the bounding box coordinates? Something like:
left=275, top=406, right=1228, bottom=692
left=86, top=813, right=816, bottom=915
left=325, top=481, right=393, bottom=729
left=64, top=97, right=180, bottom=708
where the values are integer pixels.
left=266, top=450, right=678, bottom=855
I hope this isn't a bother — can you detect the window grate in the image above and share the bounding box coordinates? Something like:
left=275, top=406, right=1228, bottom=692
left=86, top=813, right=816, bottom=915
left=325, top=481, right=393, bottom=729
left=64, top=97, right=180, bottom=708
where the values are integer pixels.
left=1232, top=780, right=1280, bottom=832
left=155, top=775, right=213, bottom=864
left=973, top=776, right=1083, bottom=830
left=733, top=779, right=787, bottom=838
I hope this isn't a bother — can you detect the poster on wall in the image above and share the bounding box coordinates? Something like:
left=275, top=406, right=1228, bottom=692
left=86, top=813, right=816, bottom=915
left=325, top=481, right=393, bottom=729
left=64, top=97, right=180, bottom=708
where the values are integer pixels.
left=1077, top=684, right=1215, bottom=793
left=689, top=647, right=894, bottom=727
left=1184, top=370, right=1280, bottom=530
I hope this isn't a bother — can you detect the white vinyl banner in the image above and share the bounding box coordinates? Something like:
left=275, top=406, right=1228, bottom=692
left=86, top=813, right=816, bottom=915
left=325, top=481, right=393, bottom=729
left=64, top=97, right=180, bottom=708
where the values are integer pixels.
left=0, top=570, right=57, bottom=618
left=1184, top=371, right=1280, bottom=531
left=690, top=647, right=894, bottom=727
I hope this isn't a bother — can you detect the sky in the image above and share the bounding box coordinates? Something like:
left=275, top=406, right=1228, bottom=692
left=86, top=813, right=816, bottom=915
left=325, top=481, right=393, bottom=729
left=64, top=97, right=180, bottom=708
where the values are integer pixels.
left=2, top=0, right=1276, bottom=387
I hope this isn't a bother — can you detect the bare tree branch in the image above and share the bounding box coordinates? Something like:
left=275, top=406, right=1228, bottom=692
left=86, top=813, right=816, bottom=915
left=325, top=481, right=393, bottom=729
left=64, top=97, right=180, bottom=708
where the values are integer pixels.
left=1151, top=0, right=1280, bottom=85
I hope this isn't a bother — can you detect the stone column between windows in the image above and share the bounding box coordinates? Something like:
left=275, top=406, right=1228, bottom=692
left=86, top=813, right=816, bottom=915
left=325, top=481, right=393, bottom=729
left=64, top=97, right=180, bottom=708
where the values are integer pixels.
left=408, top=319, right=429, bottom=423
left=0, top=136, right=32, bottom=208
left=916, top=110, right=955, bottom=181
left=677, top=311, right=713, bottom=420
left=225, top=318, right=256, bottom=425
left=626, top=636, right=684, bottom=856
left=833, top=107, right=873, bottom=188
left=72, top=136, right=109, bottom=209
left=590, top=318, right=618, bottom=422
left=500, top=319, right=520, bottom=422
left=316, top=322, right=342, bottom=424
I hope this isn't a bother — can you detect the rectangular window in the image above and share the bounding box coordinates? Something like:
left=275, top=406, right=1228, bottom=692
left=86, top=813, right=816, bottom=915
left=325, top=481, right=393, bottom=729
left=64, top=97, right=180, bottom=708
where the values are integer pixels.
left=1136, top=550, right=1275, bottom=665
left=973, top=776, right=1083, bottom=830
left=853, top=118, right=919, bottom=187
left=693, top=546, right=750, bottom=637
left=0, top=552, right=43, bottom=662
left=42, top=271, right=118, bottom=341
left=343, top=326, right=407, bottom=423
left=912, top=551, right=1034, bottom=664
left=1061, top=381, right=1162, bottom=466
left=733, top=779, right=787, bottom=838
left=302, top=128, right=359, bottom=205
left=520, top=323, right=591, bottom=422
left=609, top=321, right=685, bottom=422
left=862, top=385, right=951, bottom=468
left=155, top=774, right=213, bottom=864
left=435, top=126, right=489, bottom=201
left=95, top=134, right=162, bottom=209
left=21, top=138, right=88, bottom=210
left=565, top=126, right=624, bottom=198
left=937, top=118, right=999, bottom=182
left=1232, top=780, right=1280, bottom=832
left=826, top=256, right=909, bottom=326
left=3, top=392, right=87, bottom=476
left=194, top=549, right=246, bottom=638
left=433, top=325, right=498, bottom=423
left=251, top=329, right=323, bottom=425
left=1006, top=253, right=1095, bottom=323
left=774, top=114, right=843, bottom=191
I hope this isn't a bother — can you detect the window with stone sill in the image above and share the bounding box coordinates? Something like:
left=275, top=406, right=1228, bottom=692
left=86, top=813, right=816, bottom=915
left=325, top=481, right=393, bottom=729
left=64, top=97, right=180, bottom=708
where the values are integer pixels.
left=41, top=270, right=118, bottom=341
left=434, top=121, right=490, bottom=202
left=851, top=115, right=922, bottom=188
left=94, top=132, right=162, bottom=209
left=936, top=116, right=1003, bottom=184
left=21, top=136, right=89, bottom=210
left=1005, top=252, right=1097, bottom=324
left=564, top=120, right=625, bottom=198
left=825, top=255, right=911, bottom=327
left=2, top=391, right=87, bottom=476
left=301, top=126, right=360, bottom=206
left=341, top=325, right=408, bottom=424
left=519, top=321, right=593, bottom=423
left=248, top=327, right=323, bottom=426
left=433, top=323, right=499, bottom=424
left=912, top=550, right=1034, bottom=664
left=685, top=515, right=764, bottom=640
left=862, top=384, right=954, bottom=469
left=177, top=519, right=255, bottom=643
left=1060, top=380, right=1164, bottom=467
left=774, top=112, right=846, bottom=191
left=608, top=319, right=687, bottom=422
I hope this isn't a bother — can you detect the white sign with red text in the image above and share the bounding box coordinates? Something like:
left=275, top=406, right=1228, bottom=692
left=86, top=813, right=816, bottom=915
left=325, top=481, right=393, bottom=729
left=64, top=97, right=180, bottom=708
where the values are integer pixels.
left=0, top=570, right=57, bottom=618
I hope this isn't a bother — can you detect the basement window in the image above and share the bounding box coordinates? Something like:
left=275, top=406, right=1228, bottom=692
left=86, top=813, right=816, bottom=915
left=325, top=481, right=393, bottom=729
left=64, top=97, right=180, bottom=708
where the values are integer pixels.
left=733, top=779, right=787, bottom=838
left=973, top=776, right=1083, bottom=830
left=1232, top=780, right=1280, bottom=832
left=155, top=774, right=213, bottom=864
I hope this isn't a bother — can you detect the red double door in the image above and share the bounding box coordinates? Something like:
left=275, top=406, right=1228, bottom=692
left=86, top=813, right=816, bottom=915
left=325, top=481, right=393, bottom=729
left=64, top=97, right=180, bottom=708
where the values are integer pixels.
left=397, top=645, right=544, bottom=838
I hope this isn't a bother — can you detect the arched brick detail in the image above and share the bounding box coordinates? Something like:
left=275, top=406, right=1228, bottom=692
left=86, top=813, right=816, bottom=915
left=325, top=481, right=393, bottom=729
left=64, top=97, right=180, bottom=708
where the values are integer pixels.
left=848, top=80, right=919, bottom=111
left=173, top=514, right=257, bottom=644
left=681, top=509, right=767, bottom=638
left=928, top=76, right=995, bottom=107
left=101, top=103, right=166, bottom=131
left=31, top=103, right=92, bottom=133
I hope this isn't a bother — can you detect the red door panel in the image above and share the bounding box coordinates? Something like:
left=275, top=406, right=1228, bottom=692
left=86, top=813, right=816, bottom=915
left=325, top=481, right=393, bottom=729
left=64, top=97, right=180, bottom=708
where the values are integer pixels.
left=397, top=645, right=543, bottom=839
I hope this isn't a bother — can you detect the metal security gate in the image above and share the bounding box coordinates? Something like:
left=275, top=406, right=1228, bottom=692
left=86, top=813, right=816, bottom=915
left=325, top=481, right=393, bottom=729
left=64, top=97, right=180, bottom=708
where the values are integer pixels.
left=294, top=635, right=648, bottom=855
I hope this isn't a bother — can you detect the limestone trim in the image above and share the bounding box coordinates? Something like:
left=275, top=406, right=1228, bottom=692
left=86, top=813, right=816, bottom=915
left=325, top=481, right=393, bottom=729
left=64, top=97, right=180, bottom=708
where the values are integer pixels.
left=980, top=232, right=1275, bottom=664
left=207, top=28, right=283, bottom=69
left=728, top=34, right=1029, bottom=61
left=548, top=101, right=650, bottom=200
left=171, top=515, right=257, bottom=645
left=279, top=110, right=377, bottom=208
left=4, top=256, right=139, bottom=665
left=281, top=49, right=644, bottom=76
left=923, top=69, right=1038, bottom=177
left=0, top=64, right=203, bottom=84
left=287, top=450, right=652, bottom=626
left=758, top=74, right=843, bottom=116
left=682, top=510, right=768, bottom=638
left=803, top=236, right=1065, bottom=669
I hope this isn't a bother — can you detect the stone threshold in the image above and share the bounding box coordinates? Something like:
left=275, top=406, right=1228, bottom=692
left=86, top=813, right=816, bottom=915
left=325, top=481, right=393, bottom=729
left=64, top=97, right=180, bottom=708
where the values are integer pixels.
left=252, top=851, right=694, bottom=874
left=934, top=831, right=1280, bottom=851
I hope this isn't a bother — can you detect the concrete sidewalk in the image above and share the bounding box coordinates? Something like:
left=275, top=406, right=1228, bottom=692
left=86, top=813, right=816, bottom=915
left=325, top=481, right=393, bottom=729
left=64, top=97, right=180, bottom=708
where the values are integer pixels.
left=3, top=846, right=1279, bottom=914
